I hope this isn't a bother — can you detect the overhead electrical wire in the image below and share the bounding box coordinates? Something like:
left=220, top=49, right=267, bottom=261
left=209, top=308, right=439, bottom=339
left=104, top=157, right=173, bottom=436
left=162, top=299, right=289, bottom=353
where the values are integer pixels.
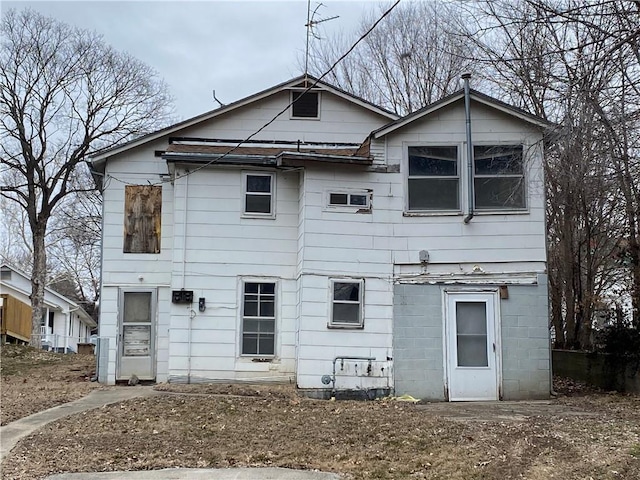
left=103, top=0, right=401, bottom=187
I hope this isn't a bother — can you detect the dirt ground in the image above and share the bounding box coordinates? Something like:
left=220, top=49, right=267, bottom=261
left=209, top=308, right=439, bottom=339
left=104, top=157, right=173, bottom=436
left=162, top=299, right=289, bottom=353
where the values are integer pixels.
left=1, top=347, right=639, bottom=480
left=0, top=344, right=101, bottom=425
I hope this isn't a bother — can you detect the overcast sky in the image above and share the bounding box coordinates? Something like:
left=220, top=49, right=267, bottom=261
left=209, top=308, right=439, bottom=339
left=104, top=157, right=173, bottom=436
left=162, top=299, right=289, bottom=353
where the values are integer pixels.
left=3, top=0, right=380, bottom=119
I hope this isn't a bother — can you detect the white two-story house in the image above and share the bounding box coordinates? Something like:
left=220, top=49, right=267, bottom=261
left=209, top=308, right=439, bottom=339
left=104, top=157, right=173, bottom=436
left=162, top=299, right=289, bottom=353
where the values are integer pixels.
left=90, top=75, right=551, bottom=401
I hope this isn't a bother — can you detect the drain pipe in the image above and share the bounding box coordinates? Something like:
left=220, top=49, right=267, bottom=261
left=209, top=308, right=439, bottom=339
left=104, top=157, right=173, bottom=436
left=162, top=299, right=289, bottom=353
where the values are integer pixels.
left=462, top=73, right=474, bottom=224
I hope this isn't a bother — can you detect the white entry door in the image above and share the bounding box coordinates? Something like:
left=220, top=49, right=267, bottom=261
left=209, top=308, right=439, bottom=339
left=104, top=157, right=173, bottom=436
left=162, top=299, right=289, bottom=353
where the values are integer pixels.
left=117, top=289, right=156, bottom=380
left=446, top=292, right=499, bottom=401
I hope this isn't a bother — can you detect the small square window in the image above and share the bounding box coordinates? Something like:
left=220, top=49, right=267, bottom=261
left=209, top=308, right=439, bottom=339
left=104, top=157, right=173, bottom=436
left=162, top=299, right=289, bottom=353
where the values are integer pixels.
left=329, top=279, right=364, bottom=328
left=243, top=172, right=274, bottom=217
left=291, top=91, right=319, bottom=118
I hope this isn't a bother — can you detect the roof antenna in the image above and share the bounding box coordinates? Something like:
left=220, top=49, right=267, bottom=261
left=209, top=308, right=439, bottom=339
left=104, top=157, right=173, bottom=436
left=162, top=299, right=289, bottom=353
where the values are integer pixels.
left=304, top=0, right=338, bottom=84
left=212, top=89, right=226, bottom=108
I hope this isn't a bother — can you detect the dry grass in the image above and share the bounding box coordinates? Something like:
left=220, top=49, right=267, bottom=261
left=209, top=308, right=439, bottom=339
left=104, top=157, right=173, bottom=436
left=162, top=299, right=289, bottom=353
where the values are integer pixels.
left=2, top=377, right=639, bottom=480
left=0, top=344, right=100, bottom=425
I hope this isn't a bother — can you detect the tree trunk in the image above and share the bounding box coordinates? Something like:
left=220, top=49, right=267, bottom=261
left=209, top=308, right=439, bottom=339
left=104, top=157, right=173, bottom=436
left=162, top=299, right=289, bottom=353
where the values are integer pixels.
left=30, top=222, right=47, bottom=347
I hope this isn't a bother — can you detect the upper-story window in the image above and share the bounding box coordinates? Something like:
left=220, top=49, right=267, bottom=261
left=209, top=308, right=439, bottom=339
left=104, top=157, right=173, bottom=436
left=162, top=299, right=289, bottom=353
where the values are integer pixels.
left=407, top=146, right=459, bottom=211
left=291, top=91, right=320, bottom=119
left=243, top=172, right=275, bottom=217
left=474, top=145, right=525, bottom=210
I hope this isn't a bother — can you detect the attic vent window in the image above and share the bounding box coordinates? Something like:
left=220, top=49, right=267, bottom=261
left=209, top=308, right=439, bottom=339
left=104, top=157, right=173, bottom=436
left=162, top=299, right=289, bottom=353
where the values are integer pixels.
left=291, top=91, right=319, bottom=119
left=0, top=268, right=11, bottom=280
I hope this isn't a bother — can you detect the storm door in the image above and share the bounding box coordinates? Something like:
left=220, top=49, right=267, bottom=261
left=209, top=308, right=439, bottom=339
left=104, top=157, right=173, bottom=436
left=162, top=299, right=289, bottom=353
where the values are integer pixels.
left=446, top=292, right=499, bottom=401
left=117, top=289, right=156, bottom=380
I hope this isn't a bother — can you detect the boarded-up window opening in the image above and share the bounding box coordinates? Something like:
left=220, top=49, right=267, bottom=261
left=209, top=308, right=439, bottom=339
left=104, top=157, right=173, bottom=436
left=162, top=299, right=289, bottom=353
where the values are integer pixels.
left=124, top=185, right=162, bottom=253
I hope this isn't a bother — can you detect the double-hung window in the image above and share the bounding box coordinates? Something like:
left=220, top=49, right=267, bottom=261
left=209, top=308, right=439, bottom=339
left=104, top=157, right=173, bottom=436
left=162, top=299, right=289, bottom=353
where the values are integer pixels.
left=330, top=279, right=364, bottom=327
left=241, top=282, right=275, bottom=356
left=474, top=145, right=525, bottom=210
left=243, top=172, right=274, bottom=216
left=407, top=146, right=459, bottom=211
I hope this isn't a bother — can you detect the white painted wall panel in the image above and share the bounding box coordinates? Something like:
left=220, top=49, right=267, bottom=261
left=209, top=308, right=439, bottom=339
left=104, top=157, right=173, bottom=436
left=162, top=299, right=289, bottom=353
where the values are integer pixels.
left=181, top=91, right=390, bottom=144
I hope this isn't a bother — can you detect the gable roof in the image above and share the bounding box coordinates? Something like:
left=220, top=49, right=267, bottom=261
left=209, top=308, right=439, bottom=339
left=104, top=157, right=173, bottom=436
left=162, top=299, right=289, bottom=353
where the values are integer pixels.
left=372, top=88, right=551, bottom=139
left=89, top=74, right=398, bottom=167
left=0, top=264, right=96, bottom=327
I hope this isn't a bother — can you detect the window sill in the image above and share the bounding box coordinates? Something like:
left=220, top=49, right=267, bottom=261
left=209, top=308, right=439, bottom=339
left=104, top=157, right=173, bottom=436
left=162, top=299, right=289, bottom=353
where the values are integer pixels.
left=241, top=213, right=276, bottom=220
left=403, top=211, right=463, bottom=217
left=472, top=209, right=529, bottom=215
left=324, top=206, right=371, bottom=214
left=289, top=115, right=321, bottom=121
left=327, top=323, right=364, bottom=330
left=238, top=355, right=276, bottom=361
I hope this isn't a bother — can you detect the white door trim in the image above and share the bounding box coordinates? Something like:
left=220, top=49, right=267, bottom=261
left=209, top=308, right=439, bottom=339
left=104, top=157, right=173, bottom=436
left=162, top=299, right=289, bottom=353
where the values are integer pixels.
left=116, top=287, right=157, bottom=381
left=442, top=288, right=502, bottom=401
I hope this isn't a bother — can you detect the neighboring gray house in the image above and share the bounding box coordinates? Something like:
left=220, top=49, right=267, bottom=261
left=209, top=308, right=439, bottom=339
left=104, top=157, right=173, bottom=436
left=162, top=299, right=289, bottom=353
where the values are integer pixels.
left=90, top=75, right=551, bottom=400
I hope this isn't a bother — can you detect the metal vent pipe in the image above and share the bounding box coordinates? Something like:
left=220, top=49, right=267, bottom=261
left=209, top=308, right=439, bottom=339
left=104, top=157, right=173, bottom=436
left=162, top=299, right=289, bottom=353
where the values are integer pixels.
left=462, top=73, right=474, bottom=224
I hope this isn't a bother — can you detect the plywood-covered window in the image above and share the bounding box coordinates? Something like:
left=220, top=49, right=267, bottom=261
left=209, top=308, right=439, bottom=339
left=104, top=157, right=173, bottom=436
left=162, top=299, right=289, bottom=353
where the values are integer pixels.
left=124, top=185, right=161, bottom=253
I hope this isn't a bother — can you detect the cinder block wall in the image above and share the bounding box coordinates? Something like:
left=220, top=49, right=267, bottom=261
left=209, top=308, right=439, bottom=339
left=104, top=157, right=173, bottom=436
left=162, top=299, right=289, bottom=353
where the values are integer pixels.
left=393, top=284, right=446, bottom=401
left=500, top=274, right=551, bottom=399
left=393, top=275, right=550, bottom=401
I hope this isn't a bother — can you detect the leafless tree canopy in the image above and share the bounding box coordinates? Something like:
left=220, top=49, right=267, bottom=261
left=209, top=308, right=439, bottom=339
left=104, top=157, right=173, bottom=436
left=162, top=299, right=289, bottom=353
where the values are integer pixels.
left=306, top=1, right=476, bottom=115
left=0, top=9, right=173, bottom=341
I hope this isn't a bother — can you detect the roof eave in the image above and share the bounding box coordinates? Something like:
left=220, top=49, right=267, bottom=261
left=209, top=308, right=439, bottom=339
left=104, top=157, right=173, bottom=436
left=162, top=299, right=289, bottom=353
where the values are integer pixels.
left=89, top=74, right=397, bottom=163
left=372, top=90, right=552, bottom=139
left=163, top=153, right=278, bottom=167
left=277, top=151, right=372, bottom=166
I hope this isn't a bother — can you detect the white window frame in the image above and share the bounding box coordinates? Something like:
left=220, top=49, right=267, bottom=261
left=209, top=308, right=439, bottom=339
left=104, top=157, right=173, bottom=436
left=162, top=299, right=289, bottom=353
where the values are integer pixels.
left=324, top=189, right=371, bottom=212
left=473, top=144, right=527, bottom=211
left=328, top=278, right=364, bottom=328
left=240, top=280, right=277, bottom=357
left=405, top=144, right=461, bottom=214
left=290, top=89, right=321, bottom=120
left=242, top=171, right=275, bottom=218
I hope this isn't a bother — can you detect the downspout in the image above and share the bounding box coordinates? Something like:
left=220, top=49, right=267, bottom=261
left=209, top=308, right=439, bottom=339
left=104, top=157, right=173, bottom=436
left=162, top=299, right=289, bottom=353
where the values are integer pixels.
left=181, top=172, right=192, bottom=384
left=462, top=73, right=474, bottom=224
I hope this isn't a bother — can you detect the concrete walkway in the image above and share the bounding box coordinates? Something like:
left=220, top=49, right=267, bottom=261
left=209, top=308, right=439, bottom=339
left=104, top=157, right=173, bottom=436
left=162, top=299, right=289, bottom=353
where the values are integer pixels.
left=0, top=386, right=160, bottom=462
left=47, top=468, right=341, bottom=479
left=0, top=386, right=341, bottom=480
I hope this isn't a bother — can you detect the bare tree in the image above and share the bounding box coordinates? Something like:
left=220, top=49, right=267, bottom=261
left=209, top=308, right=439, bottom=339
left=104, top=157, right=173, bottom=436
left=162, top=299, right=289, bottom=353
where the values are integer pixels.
left=305, top=1, right=476, bottom=115
left=0, top=9, right=173, bottom=344
left=460, top=0, right=640, bottom=346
